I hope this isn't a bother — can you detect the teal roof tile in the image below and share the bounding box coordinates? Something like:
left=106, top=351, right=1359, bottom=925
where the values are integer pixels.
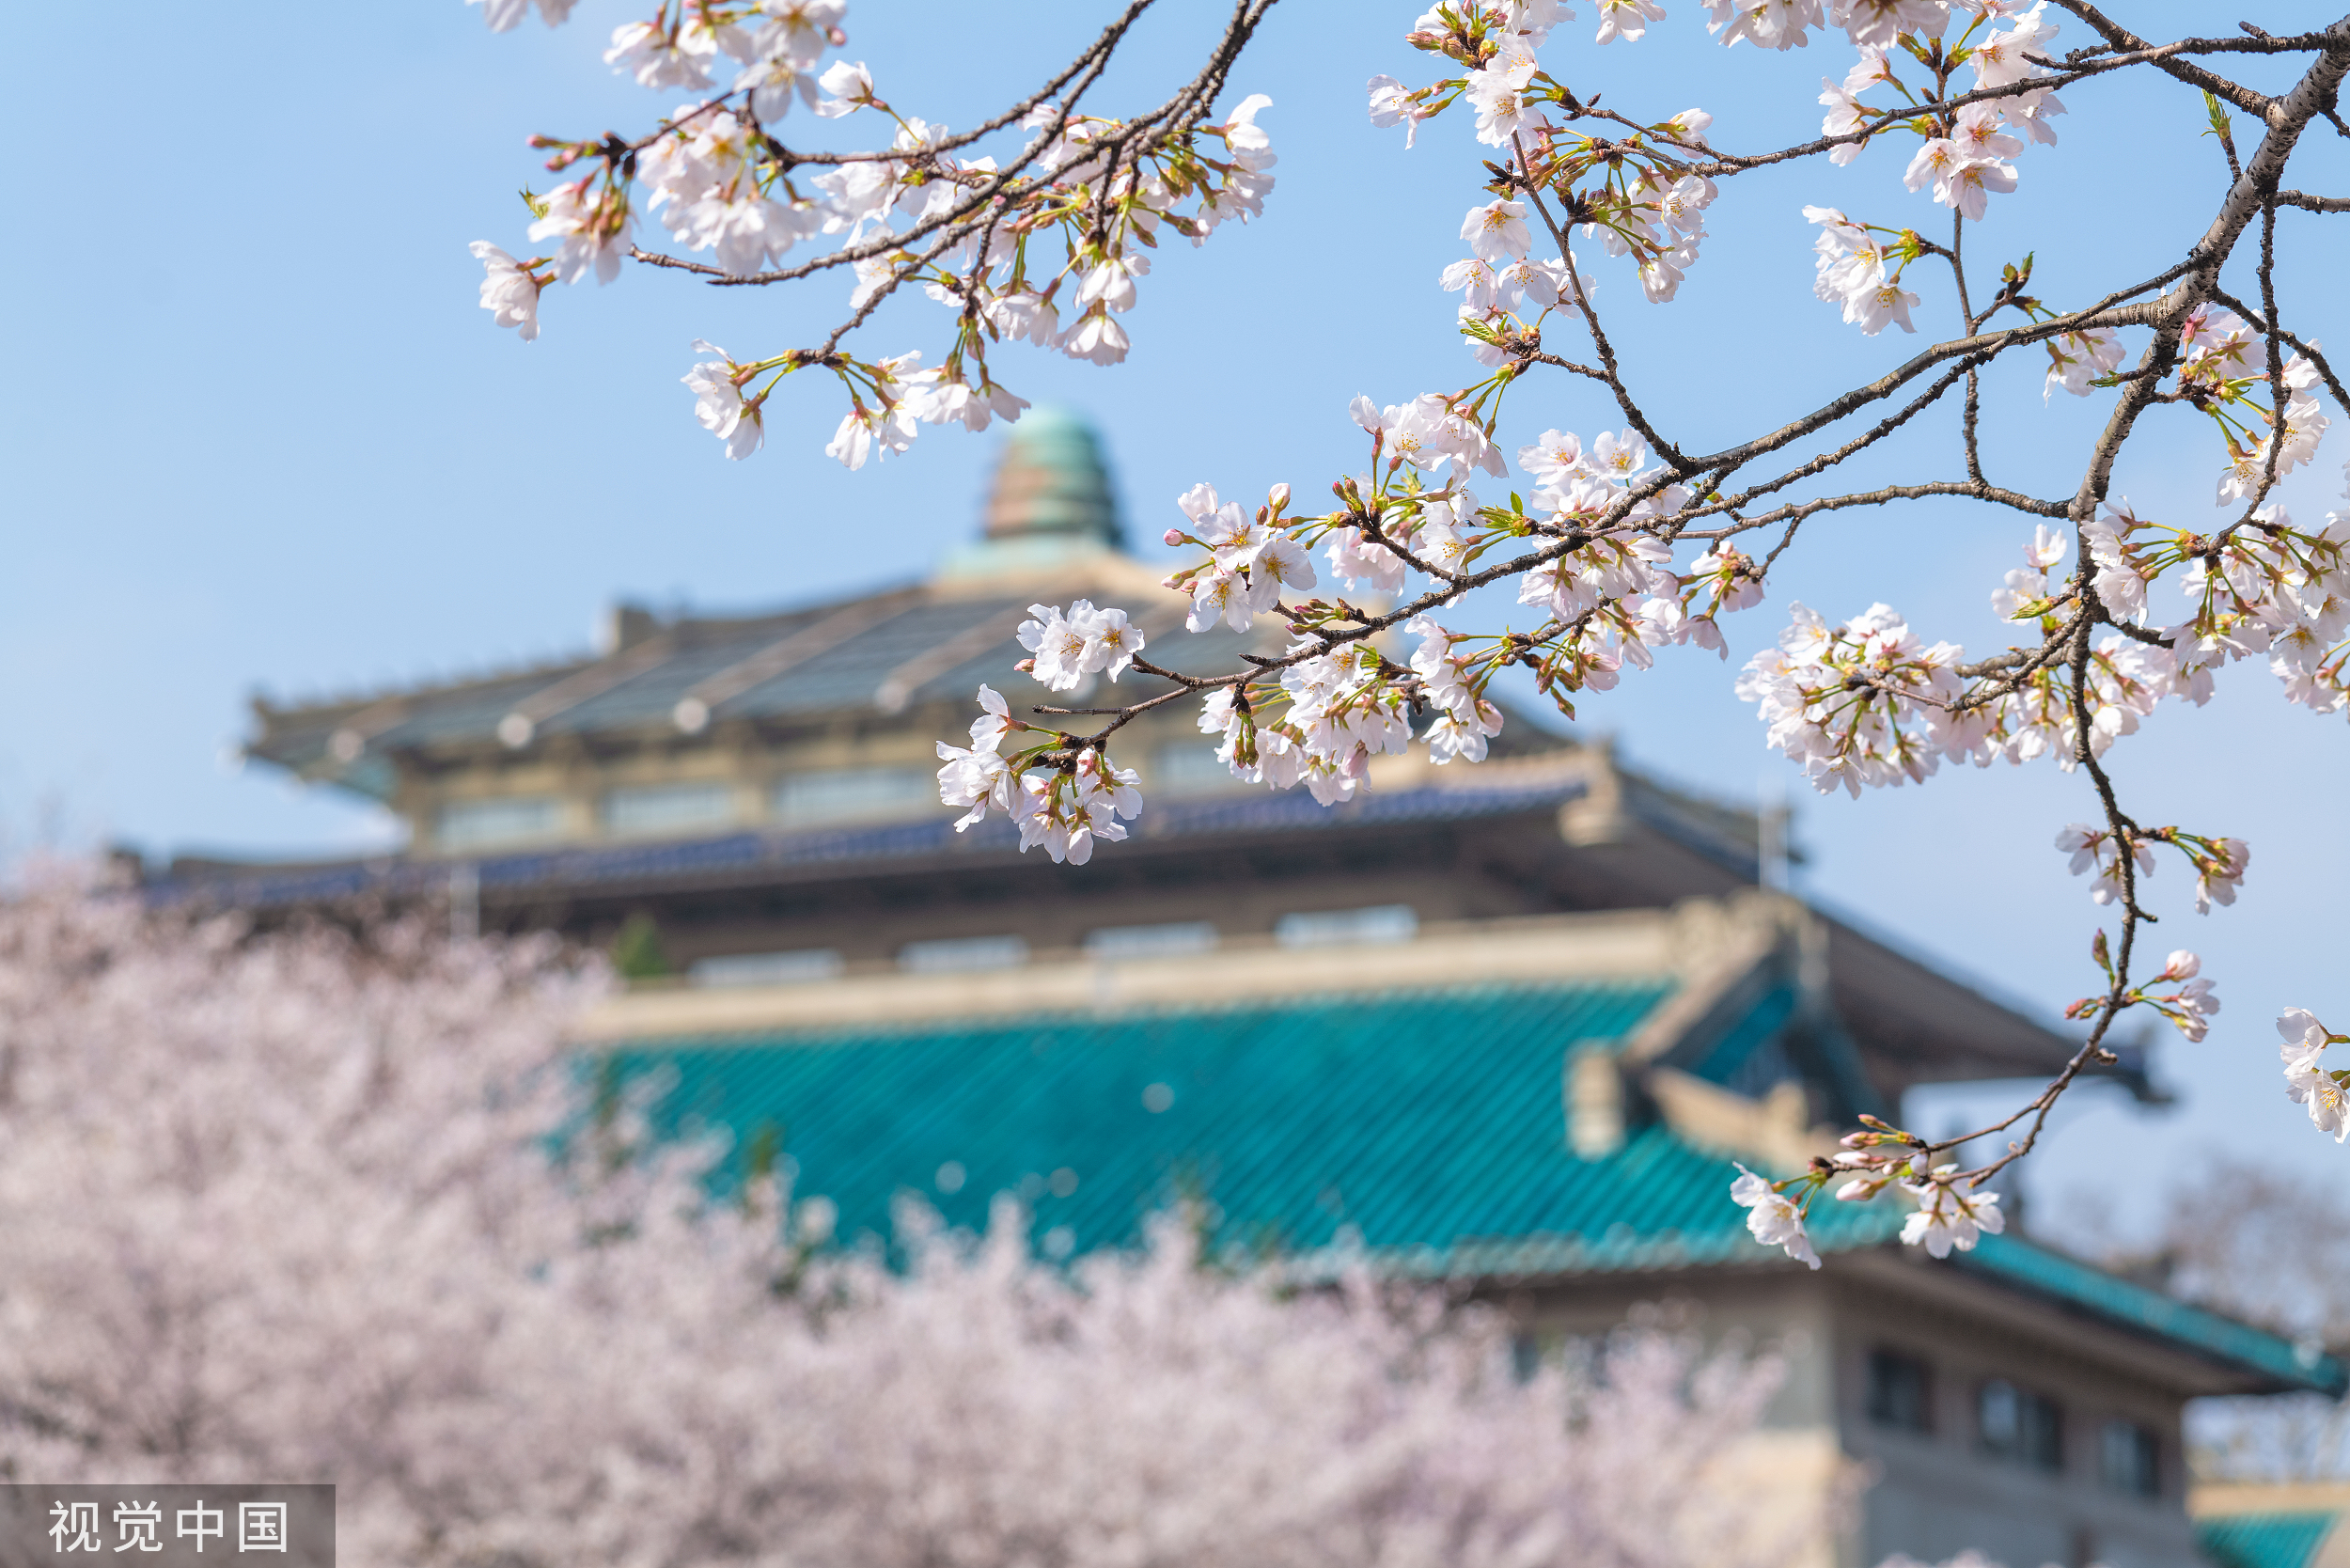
left=614, top=981, right=1900, bottom=1273
left=2198, top=1513, right=2342, bottom=1568
left=608, top=981, right=2331, bottom=1394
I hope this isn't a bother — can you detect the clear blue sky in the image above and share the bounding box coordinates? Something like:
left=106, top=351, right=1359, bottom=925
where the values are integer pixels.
left=6, top=0, right=2347, bottom=1239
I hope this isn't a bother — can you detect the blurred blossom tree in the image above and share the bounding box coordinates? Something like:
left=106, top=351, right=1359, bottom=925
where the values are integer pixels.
left=2109, top=1155, right=2350, bottom=1481
left=0, top=877, right=1841, bottom=1568
left=461, top=0, right=2350, bottom=1265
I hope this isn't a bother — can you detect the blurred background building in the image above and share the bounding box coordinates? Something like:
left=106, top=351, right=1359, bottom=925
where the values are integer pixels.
left=157, top=411, right=2343, bottom=1568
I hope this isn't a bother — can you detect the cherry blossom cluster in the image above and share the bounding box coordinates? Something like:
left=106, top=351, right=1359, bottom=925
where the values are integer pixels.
left=1731, top=1118, right=2007, bottom=1270
left=2055, top=823, right=2248, bottom=915
left=933, top=682, right=1142, bottom=865
left=472, top=0, right=1278, bottom=466
left=1368, top=2, right=1721, bottom=306
left=2065, top=938, right=2219, bottom=1043
left=1166, top=480, right=1321, bottom=632
left=1797, top=12, right=2069, bottom=335
left=2279, top=1008, right=2350, bottom=1143
left=2176, top=311, right=2332, bottom=505
left=2078, top=490, right=2350, bottom=716
left=1817, top=8, right=2063, bottom=216
left=1736, top=496, right=2346, bottom=880
left=471, top=0, right=2350, bottom=1258
left=1733, top=603, right=1969, bottom=794
left=0, top=879, right=1849, bottom=1568
left=940, top=394, right=1773, bottom=835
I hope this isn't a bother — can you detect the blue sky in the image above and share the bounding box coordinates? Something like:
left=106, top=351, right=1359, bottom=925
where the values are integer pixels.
left=6, top=0, right=2348, bottom=1238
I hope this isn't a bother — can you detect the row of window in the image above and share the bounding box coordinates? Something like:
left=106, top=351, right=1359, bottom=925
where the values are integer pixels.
left=1865, top=1349, right=2161, bottom=1497
left=437, top=745, right=1271, bottom=851
left=438, top=768, right=937, bottom=850
left=685, top=908, right=1421, bottom=986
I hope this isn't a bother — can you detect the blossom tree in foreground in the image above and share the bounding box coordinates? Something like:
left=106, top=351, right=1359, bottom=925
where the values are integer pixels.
left=464, top=0, right=2350, bottom=1262
left=0, top=878, right=1841, bottom=1568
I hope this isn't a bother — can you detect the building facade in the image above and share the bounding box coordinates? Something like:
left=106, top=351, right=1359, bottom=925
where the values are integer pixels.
left=172, top=411, right=2340, bottom=1568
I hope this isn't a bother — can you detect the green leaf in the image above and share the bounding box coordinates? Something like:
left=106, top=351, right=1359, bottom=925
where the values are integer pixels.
left=2202, top=89, right=2231, bottom=141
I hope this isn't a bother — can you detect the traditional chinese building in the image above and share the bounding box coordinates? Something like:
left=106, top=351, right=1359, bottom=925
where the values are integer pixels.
left=169, top=409, right=2342, bottom=1568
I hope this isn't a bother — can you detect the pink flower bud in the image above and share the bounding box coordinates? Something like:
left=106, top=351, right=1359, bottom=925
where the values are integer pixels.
left=1268, top=482, right=1292, bottom=510
left=1163, top=528, right=1185, bottom=546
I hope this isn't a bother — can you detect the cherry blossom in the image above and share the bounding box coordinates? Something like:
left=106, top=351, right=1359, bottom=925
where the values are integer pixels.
left=525, top=177, right=632, bottom=286
left=682, top=340, right=766, bottom=461
left=1367, top=74, right=1428, bottom=146
left=2055, top=823, right=2154, bottom=907
left=604, top=17, right=718, bottom=90
left=0, top=877, right=1848, bottom=1568
left=1463, top=200, right=1534, bottom=265
left=1016, top=601, right=1147, bottom=690
left=1900, top=1168, right=2006, bottom=1259
left=1737, top=603, right=1973, bottom=796
left=469, top=0, right=578, bottom=29
left=1731, top=1166, right=1820, bottom=1269
left=466, top=0, right=2350, bottom=1246
left=467, top=243, right=546, bottom=340
left=2278, top=1008, right=2350, bottom=1143
left=2082, top=949, right=2222, bottom=1044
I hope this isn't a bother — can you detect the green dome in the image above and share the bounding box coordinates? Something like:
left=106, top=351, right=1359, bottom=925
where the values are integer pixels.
left=981, top=407, right=1123, bottom=547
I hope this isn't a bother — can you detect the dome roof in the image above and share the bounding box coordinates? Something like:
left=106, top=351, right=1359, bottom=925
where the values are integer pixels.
left=980, top=407, right=1124, bottom=547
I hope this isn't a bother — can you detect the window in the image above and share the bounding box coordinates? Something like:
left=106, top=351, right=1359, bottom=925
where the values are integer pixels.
left=1152, top=741, right=1248, bottom=797
left=603, top=782, right=738, bottom=838
left=898, top=935, right=1029, bottom=974
left=2100, top=1419, right=2160, bottom=1497
left=1275, top=905, right=1418, bottom=949
left=437, top=796, right=563, bottom=851
left=1980, top=1379, right=2063, bottom=1471
left=1866, top=1349, right=1933, bottom=1433
left=772, top=766, right=934, bottom=829
left=689, top=949, right=843, bottom=988
left=1085, top=921, right=1218, bottom=961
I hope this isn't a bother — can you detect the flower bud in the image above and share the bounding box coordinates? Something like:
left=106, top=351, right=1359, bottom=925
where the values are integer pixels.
left=1163, top=528, right=1185, bottom=546
left=1268, top=482, right=1292, bottom=510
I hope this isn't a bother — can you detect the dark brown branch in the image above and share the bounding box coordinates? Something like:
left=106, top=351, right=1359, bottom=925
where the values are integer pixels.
left=2048, top=3, right=2282, bottom=120
left=2064, top=18, right=2350, bottom=520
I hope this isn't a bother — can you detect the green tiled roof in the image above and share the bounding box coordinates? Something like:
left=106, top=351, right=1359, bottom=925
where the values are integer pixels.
left=608, top=981, right=2337, bottom=1393
left=614, top=981, right=1901, bottom=1274
left=1958, top=1234, right=2349, bottom=1396
left=2198, top=1512, right=2342, bottom=1568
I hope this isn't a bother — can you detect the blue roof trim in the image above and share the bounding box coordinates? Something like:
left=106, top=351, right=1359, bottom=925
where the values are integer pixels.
left=1954, top=1232, right=2347, bottom=1395
left=151, top=776, right=1587, bottom=909
left=2198, top=1513, right=2342, bottom=1568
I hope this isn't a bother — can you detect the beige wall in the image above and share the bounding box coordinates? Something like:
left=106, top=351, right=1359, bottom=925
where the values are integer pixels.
left=1830, top=1266, right=2203, bottom=1568
left=1503, top=1263, right=2208, bottom=1568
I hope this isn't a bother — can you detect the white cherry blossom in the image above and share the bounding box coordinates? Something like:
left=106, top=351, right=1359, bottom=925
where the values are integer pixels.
left=814, top=59, right=879, bottom=116
left=468, top=242, right=545, bottom=339
left=1731, top=1166, right=1820, bottom=1268
left=1900, top=1168, right=2006, bottom=1259
left=470, top=0, right=579, bottom=29
left=525, top=179, right=633, bottom=286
